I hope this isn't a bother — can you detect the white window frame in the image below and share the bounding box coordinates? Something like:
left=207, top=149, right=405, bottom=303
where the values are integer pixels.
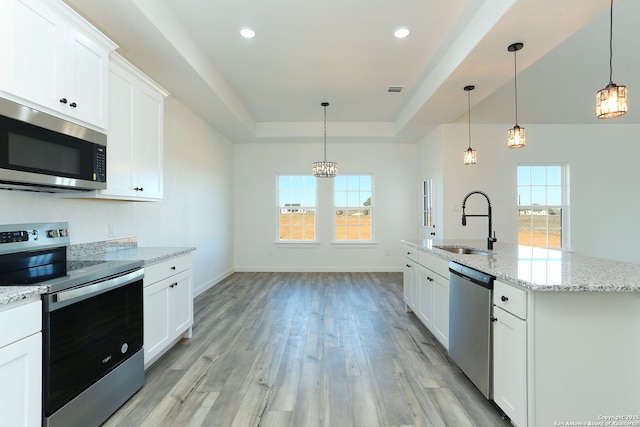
left=276, top=175, right=318, bottom=243
left=517, top=163, right=569, bottom=249
left=333, top=174, right=375, bottom=243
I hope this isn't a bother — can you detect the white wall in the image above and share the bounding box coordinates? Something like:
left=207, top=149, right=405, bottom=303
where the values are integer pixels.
left=0, top=96, right=234, bottom=296
left=419, top=123, right=640, bottom=264
left=233, top=142, right=417, bottom=271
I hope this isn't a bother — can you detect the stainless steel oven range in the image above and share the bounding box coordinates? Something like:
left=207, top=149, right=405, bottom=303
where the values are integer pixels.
left=0, top=222, right=144, bottom=427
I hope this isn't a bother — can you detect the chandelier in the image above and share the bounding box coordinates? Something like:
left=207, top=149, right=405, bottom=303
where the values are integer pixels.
left=313, top=102, right=338, bottom=178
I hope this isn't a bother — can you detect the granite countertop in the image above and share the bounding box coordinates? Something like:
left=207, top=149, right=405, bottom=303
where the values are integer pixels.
left=403, top=239, right=640, bottom=292
left=1, top=243, right=195, bottom=307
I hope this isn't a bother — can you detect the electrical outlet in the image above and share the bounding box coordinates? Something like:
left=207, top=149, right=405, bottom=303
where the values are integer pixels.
left=108, top=224, right=115, bottom=237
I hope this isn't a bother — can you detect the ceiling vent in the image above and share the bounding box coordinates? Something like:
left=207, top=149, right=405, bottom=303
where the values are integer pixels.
left=387, top=86, right=404, bottom=93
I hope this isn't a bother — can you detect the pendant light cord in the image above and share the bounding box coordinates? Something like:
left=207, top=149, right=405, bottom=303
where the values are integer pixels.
left=513, top=49, right=519, bottom=126
left=467, top=89, right=471, bottom=149
left=608, top=0, right=614, bottom=84
left=323, top=104, right=327, bottom=161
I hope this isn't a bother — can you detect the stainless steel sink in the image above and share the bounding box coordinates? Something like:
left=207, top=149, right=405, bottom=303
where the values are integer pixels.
left=434, top=245, right=489, bottom=255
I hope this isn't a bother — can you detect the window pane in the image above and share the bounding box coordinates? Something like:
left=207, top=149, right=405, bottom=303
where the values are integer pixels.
left=335, top=191, right=347, bottom=206
left=347, top=175, right=359, bottom=189
left=517, top=166, right=530, bottom=185
left=531, top=186, right=546, bottom=205
left=361, top=192, right=372, bottom=206
left=531, top=166, right=546, bottom=185
left=547, top=166, right=561, bottom=185
left=547, top=186, right=561, bottom=205
left=335, top=176, right=346, bottom=191
left=518, top=186, right=531, bottom=205
left=360, top=176, right=372, bottom=191
left=347, top=191, right=359, bottom=206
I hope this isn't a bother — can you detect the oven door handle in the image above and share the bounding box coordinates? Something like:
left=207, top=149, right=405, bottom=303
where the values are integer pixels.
left=55, top=268, right=144, bottom=303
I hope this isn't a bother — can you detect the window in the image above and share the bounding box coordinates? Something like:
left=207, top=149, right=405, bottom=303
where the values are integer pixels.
left=422, top=178, right=433, bottom=228
left=334, top=175, right=373, bottom=241
left=517, top=165, right=567, bottom=249
left=278, top=175, right=316, bottom=241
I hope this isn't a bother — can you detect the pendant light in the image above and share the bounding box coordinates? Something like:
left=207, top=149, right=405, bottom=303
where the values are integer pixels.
left=596, top=0, right=627, bottom=119
left=312, top=102, right=338, bottom=178
left=463, top=85, right=477, bottom=165
left=507, top=42, right=525, bottom=149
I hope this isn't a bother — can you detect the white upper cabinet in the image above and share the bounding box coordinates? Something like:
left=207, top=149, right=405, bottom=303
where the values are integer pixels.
left=0, top=0, right=116, bottom=130
left=98, top=54, right=167, bottom=200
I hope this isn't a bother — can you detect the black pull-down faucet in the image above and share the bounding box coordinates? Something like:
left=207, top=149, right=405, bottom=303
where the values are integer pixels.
left=461, top=190, right=497, bottom=250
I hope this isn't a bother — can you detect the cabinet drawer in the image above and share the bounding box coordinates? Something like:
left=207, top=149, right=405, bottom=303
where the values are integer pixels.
left=144, top=253, right=192, bottom=286
left=493, top=280, right=527, bottom=319
left=0, top=300, right=41, bottom=349
left=418, top=251, right=449, bottom=278
left=404, top=245, right=418, bottom=262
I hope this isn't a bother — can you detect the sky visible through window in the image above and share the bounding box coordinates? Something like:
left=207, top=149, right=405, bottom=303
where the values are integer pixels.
left=278, top=175, right=315, bottom=207
left=335, top=175, right=372, bottom=207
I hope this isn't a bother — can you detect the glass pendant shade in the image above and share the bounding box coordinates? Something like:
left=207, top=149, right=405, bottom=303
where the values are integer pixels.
left=596, top=0, right=627, bottom=119
left=313, top=102, right=337, bottom=178
left=507, top=42, right=525, bottom=149
left=596, top=83, right=627, bottom=119
left=463, top=85, right=476, bottom=165
left=463, top=147, right=477, bottom=165
left=312, top=161, right=338, bottom=178
left=507, top=125, right=526, bottom=149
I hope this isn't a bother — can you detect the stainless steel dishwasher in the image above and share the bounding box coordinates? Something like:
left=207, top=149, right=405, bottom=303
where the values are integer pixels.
left=448, top=261, right=495, bottom=399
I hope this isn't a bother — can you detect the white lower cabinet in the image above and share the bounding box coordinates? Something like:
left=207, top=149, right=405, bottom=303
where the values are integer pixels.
left=493, top=280, right=527, bottom=427
left=0, top=300, right=42, bottom=427
left=416, top=265, right=434, bottom=329
left=403, top=246, right=418, bottom=312
left=402, top=245, right=449, bottom=350
left=143, top=254, right=193, bottom=368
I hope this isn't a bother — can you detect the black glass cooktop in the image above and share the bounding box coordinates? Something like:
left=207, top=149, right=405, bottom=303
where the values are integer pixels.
left=0, top=246, right=143, bottom=292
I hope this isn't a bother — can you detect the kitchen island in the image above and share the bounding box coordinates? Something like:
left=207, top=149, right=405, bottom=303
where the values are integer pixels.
left=403, top=239, right=640, bottom=427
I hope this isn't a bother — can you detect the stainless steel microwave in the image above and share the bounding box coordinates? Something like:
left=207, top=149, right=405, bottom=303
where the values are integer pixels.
left=0, top=98, right=107, bottom=193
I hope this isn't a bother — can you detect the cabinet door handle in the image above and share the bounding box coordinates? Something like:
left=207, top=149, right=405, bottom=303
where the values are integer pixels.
left=501, top=295, right=509, bottom=302
left=171, top=266, right=176, bottom=270
left=490, top=316, right=498, bottom=322
left=170, top=282, right=178, bottom=288
left=70, top=102, right=77, bottom=108
left=406, top=264, right=411, bottom=268
left=59, top=98, right=68, bottom=104
left=134, top=187, right=144, bottom=191
left=407, top=251, right=411, bottom=255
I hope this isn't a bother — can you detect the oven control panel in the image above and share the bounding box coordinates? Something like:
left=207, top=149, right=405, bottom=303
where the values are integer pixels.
left=0, top=222, right=69, bottom=253
left=0, top=229, right=37, bottom=243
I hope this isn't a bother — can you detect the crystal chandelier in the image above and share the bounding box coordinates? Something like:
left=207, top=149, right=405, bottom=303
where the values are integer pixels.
left=596, top=0, right=627, bottom=119
left=463, top=85, right=477, bottom=165
left=313, top=102, right=338, bottom=178
left=507, top=42, right=525, bottom=149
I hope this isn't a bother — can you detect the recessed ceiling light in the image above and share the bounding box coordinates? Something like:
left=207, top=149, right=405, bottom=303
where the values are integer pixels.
left=240, top=28, right=255, bottom=39
left=394, top=28, right=410, bottom=39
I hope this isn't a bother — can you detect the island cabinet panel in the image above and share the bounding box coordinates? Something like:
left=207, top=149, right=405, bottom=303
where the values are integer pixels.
left=0, top=300, right=42, bottom=427
left=528, top=291, right=640, bottom=427
left=143, top=253, right=193, bottom=368
left=0, top=0, right=115, bottom=130
left=402, top=245, right=449, bottom=350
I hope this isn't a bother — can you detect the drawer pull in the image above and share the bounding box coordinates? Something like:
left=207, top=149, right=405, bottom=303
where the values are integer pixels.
left=170, top=282, right=178, bottom=288
left=491, top=316, right=498, bottom=322
left=171, top=266, right=176, bottom=270
left=406, top=264, right=411, bottom=268
left=501, top=295, right=509, bottom=302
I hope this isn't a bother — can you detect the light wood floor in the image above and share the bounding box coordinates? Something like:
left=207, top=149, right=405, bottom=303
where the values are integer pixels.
left=104, top=272, right=510, bottom=427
